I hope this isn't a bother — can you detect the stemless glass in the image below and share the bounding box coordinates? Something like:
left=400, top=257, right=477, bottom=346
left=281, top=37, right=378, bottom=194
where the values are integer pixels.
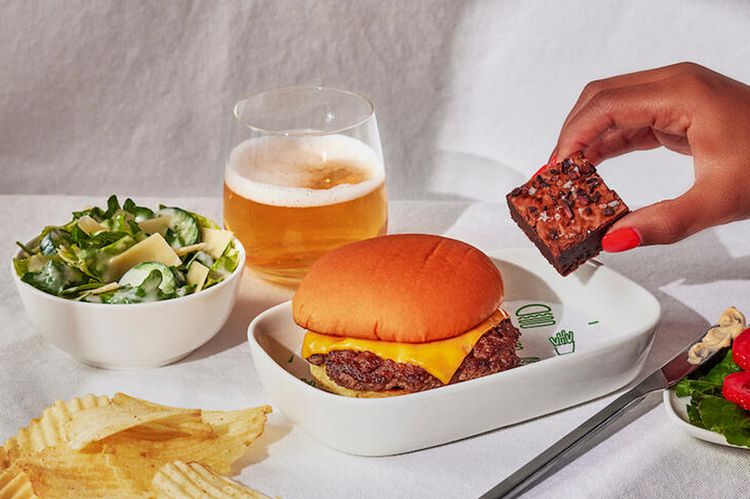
left=224, top=87, right=388, bottom=286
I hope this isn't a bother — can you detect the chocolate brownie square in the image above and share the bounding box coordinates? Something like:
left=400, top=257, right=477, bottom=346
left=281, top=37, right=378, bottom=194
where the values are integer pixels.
left=507, top=152, right=629, bottom=276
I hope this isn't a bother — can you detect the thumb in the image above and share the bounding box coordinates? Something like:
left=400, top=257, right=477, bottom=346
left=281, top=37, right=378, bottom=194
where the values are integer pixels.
left=602, top=185, right=720, bottom=251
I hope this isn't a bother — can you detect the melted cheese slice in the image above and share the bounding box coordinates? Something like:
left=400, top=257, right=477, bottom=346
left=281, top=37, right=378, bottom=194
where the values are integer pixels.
left=302, top=309, right=509, bottom=384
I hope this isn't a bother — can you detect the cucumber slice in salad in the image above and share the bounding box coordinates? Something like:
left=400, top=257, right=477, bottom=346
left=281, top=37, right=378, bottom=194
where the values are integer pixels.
left=128, top=206, right=155, bottom=223
left=118, top=262, right=177, bottom=294
left=157, top=206, right=200, bottom=248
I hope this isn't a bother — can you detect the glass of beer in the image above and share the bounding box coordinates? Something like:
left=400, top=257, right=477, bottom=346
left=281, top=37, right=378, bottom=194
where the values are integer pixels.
left=224, top=87, right=388, bottom=286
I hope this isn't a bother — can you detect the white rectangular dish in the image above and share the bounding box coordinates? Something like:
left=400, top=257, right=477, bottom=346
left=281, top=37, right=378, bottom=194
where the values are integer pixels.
left=247, top=248, right=660, bottom=456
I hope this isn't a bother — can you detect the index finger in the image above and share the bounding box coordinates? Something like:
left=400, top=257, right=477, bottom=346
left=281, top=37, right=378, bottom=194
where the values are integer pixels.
left=555, top=79, right=691, bottom=159
left=559, top=64, right=684, bottom=136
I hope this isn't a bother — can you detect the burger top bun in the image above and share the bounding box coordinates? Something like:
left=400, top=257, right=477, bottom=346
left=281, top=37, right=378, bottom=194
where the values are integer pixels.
left=292, top=234, right=504, bottom=343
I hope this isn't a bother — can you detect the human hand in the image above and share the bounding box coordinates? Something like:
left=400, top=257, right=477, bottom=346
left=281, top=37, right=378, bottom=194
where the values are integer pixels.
left=552, top=62, right=750, bottom=252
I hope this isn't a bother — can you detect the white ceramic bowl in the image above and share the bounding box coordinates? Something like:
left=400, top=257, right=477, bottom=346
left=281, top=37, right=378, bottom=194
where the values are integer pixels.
left=248, top=247, right=661, bottom=456
left=12, top=240, right=245, bottom=369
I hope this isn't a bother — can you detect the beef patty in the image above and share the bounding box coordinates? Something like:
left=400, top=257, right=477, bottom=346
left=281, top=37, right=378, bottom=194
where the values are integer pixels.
left=306, top=319, right=521, bottom=393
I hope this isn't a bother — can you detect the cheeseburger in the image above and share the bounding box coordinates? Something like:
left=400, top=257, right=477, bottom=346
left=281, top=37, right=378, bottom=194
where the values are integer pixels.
left=292, top=234, right=521, bottom=397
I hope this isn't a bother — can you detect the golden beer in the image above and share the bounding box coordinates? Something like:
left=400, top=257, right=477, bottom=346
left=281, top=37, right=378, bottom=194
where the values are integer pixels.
left=224, top=135, right=387, bottom=285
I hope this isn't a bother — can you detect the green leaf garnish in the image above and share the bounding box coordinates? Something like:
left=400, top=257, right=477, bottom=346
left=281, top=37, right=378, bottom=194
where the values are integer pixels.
left=204, top=241, right=240, bottom=289
left=677, top=348, right=750, bottom=448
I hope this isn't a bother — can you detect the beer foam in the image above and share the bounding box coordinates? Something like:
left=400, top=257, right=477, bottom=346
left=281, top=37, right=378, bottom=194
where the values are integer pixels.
left=225, top=134, right=385, bottom=207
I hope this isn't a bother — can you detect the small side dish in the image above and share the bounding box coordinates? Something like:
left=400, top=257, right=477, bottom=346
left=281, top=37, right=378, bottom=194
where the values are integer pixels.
left=507, top=152, right=629, bottom=276
left=675, top=307, right=750, bottom=448
left=13, top=195, right=239, bottom=304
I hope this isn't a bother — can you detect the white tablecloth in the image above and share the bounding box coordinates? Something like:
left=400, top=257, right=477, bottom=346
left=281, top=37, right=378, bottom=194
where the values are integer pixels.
left=1, top=195, right=748, bottom=498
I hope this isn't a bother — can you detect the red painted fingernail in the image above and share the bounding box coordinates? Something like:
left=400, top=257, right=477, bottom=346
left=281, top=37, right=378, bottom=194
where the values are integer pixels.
left=548, top=152, right=558, bottom=165
left=602, top=227, right=642, bottom=253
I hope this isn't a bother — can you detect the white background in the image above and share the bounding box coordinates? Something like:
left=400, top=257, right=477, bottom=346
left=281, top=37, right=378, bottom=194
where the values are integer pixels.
left=2, top=0, right=750, bottom=206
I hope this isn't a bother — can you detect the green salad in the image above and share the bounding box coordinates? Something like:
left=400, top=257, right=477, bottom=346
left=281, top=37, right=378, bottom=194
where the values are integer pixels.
left=675, top=348, right=750, bottom=447
left=13, top=196, right=240, bottom=304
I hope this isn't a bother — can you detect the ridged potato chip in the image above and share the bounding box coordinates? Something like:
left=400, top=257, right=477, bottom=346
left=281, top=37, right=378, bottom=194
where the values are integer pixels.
left=152, top=460, right=270, bottom=499
left=110, top=394, right=271, bottom=471
left=7, top=447, right=140, bottom=498
left=110, top=394, right=215, bottom=439
left=198, top=407, right=272, bottom=474
left=66, top=405, right=202, bottom=451
left=118, top=417, right=215, bottom=442
left=0, top=465, right=38, bottom=499
left=1, top=394, right=273, bottom=498
left=3, top=394, right=111, bottom=462
left=104, top=405, right=272, bottom=489
left=112, top=392, right=175, bottom=412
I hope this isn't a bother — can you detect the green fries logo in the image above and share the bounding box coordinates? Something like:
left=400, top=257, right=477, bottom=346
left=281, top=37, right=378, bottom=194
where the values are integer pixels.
left=548, top=329, right=575, bottom=355
left=515, top=303, right=556, bottom=329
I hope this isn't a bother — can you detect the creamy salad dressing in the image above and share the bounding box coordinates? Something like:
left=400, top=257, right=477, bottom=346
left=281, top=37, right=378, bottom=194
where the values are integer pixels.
left=687, top=307, right=746, bottom=364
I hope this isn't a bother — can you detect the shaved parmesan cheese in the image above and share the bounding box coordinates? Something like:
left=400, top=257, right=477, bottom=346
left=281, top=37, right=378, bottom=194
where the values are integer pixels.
left=106, top=233, right=181, bottom=281
left=76, top=282, right=120, bottom=302
left=186, top=261, right=209, bottom=292
left=201, top=229, right=233, bottom=259
left=175, top=243, right=207, bottom=257
left=138, top=216, right=172, bottom=236
left=89, top=282, right=120, bottom=295
left=77, top=215, right=106, bottom=235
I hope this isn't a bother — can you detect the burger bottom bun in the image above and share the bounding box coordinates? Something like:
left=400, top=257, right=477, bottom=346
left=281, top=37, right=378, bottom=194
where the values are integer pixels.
left=309, top=365, right=409, bottom=398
